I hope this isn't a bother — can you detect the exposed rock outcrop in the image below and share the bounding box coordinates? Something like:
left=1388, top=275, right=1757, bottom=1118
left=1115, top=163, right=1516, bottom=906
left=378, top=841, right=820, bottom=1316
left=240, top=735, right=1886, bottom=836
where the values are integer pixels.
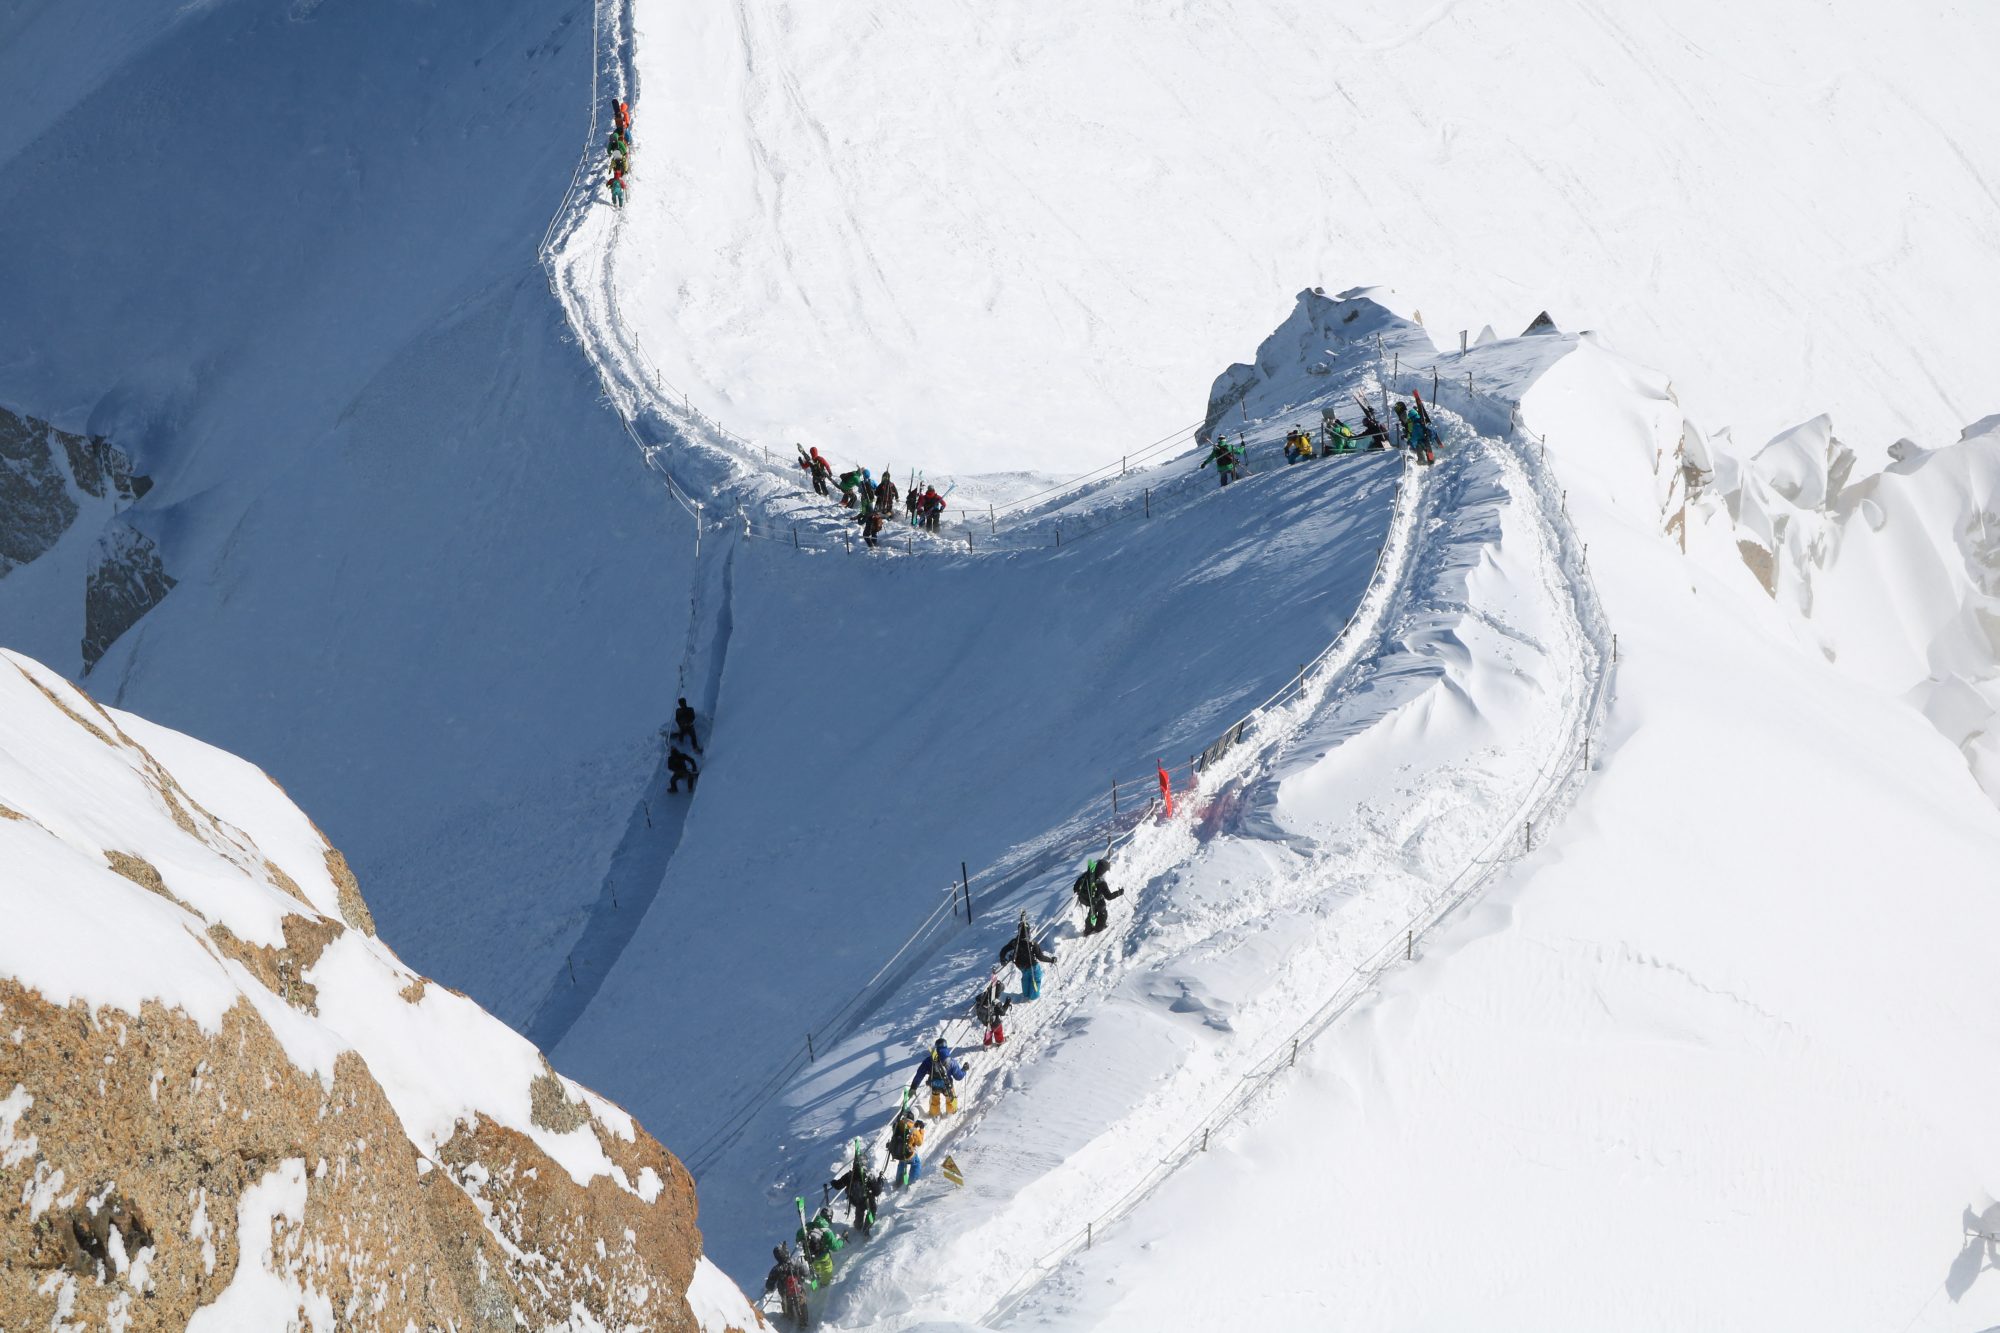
left=0, top=649, right=761, bottom=1333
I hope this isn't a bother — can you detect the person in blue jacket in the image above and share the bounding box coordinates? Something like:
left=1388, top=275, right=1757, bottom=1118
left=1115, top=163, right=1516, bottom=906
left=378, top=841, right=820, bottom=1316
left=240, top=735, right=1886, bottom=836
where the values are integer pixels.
left=909, top=1037, right=968, bottom=1117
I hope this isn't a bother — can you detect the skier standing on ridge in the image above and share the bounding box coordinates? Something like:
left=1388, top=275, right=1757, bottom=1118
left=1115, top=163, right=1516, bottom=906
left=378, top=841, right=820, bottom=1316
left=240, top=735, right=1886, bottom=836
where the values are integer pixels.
left=972, top=971, right=1012, bottom=1046
left=909, top=1036, right=969, bottom=1116
left=826, top=1140, right=885, bottom=1235
left=671, top=697, right=702, bottom=752
left=666, top=745, right=698, bottom=793
left=1200, top=435, right=1241, bottom=487
left=1408, top=392, right=1439, bottom=465
left=887, top=1103, right=926, bottom=1188
left=999, top=910, right=1058, bottom=1000
left=1072, top=857, right=1124, bottom=935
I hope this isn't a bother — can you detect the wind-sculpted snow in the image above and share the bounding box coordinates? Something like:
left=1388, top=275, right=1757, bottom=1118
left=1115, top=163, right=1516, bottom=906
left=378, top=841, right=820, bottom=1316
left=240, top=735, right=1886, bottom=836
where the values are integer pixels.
left=999, top=334, right=2000, bottom=1332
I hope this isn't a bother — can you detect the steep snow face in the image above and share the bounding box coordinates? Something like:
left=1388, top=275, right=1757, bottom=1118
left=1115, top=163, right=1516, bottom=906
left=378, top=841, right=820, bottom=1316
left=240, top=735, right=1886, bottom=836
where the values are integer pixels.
left=999, top=330, right=2000, bottom=1333
left=0, top=648, right=760, bottom=1331
left=0, top=0, right=703, bottom=1029
left=609, top=0, right=1999, bottom=474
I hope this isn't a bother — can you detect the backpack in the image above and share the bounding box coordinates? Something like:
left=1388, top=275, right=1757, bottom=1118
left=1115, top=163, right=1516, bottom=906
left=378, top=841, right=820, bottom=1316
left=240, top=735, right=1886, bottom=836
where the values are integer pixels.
left=890, top=1115, right=922, bottom=1159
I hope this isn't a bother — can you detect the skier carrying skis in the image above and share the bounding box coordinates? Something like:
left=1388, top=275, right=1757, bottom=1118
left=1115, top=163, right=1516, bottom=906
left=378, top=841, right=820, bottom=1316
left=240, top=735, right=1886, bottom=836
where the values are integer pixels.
left=999, top=910, right=1058, bottom=1000
left=1408, top=394, right=1439, bottom=465
left=671, top=697, right=702, bottom=752
left=972, top=971, right=1012, bottom=1046
left=795, top=1201, right=843, bottom=1288
left=1200, top=436, right=1241, bottom=487
left=764, top=1244, right=812, bottom=1328
left=861, top=506, right=886, bottom=549
left=910, top=1036, right=968, bottom=1117
left=607, top=172, right=626, bottom=209
left=797, top=445, right=832, bottom=497
left=887, top=1104, right=926, bottom=1188
left=905, top=479, right=922, bottom=524
left=1356, top=405, right=1389, bottom=451
left=874, top=472, right=898, bottom=516
left=1071, top=857, right=1124, bottom=935
left=1323, top=412, right=1358, bottom=455
left=837, top=468, right=865, bottom=508
left=920, top=487, right=946, bottom=533
left=666, top=745, right=699, bottom=793
left=826, top=1141, right=885, bottom=1235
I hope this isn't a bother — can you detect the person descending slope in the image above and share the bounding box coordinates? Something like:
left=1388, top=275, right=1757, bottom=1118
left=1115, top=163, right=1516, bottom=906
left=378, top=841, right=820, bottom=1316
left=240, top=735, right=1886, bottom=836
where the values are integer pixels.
left=1200, top=435, right=1241, bottom=487
left=972, top=971, right=1012, bottom=1046
left=826, top=1139, right=885, bottom=1235
left=795, top=1199, right=843, bottom=1288
left=909, top=1036, right=969, bottom=1116
left=765, top=1244, right=812, bottom=1329
left=671, top=697, right=702, bottom=752
left=999, top=910, right=1058, bottom=1000
left=666, top=745, right=699, bottom=793
left=887, top=1102, right=926, bottom=1188
left=1071, top=856, right=1125, bottom=935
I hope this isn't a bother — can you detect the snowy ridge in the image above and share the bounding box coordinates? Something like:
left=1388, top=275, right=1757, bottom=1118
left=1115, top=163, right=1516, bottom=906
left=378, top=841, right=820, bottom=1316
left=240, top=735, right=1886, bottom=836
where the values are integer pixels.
left=680, top=449, right=1424, bottom=1187
left=784, top=345, right=1614, bottom=1326
left=987, top=402, right=1616, bottom=1323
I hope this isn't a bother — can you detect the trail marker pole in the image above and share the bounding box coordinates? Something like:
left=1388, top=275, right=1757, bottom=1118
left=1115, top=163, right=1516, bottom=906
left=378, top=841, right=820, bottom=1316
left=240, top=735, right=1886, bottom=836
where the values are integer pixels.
left=962, top=862, right=973, bottom=921
left=694, top=502, right=703, bottom=557
left=1433, top=367, right=1439, bottom=399
left=807, top=1032, right=815, bottom=1062
left=567, top=956, right=577, bottom=986
left=1290, top=1038, right=1299, bottom=1067
left=1202, top=1128, right=1210, bottom=1151
left=1145, top=489, right=1151, bottom=518
left=1460, top=329, right=1468, bottom=355
left=1525, top=820, right=1533, bottom=852
left=1407, top=930, right=1413, bottom=960
left=1111, top=780, right=1119, bottom=814
left=792, top=526, right=799, bottom=549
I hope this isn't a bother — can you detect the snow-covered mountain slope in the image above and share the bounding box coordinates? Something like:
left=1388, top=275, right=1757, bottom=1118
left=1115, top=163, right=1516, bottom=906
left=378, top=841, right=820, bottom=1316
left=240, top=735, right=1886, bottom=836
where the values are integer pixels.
left=0, top=0, right=709, bottom=1033
left=994, top=326, right=2000, bottom=1333
left=772, top=311, right=1613, bottom=1331
left=606, top=0, right=1998, bottom=475
left=0, top=648, right=761, bottom=1331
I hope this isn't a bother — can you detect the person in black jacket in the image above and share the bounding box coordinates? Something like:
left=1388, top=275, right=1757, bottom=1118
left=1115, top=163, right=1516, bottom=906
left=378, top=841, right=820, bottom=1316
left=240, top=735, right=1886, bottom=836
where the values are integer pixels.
left=671, top=697, right=702, bottom=752
left=666, top=746, right=699, bottom=794
left=1071, top=857, right=1124, bottom=935
left=998, top=911, right=1058, bottom=1000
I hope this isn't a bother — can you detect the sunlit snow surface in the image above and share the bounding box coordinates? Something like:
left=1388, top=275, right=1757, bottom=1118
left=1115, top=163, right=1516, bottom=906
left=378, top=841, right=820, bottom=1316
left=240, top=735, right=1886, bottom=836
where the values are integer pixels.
left=612, top=0, right=1999, bottom=475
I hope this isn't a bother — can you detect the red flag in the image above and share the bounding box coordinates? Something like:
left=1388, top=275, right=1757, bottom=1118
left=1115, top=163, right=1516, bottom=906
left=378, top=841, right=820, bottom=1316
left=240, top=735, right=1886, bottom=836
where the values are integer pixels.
left=1157, top=762, right=1174, bottom=818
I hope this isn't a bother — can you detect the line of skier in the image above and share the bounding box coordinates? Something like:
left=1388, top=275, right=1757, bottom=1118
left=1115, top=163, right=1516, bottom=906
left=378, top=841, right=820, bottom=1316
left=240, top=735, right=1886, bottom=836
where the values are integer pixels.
left=1202, top=390, right=1442, bottom=488
left=662, top=696, right=701, bottom=794
left=763, top=854, right=1130, bottom=1327
left=795, top=446, right=949, bottom=548
left=605, top=99, right=634, bottom=208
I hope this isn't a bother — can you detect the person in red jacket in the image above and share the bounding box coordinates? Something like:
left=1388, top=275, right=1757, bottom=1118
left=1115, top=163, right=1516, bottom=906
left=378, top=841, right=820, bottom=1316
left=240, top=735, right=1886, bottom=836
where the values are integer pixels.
left=920, top=486, right=946, bottom=533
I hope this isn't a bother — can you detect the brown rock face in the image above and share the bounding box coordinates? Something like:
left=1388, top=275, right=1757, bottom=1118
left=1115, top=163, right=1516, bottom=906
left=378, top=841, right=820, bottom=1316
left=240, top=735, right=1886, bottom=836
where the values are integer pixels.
left=0, top=981, right=718, bottom=1332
